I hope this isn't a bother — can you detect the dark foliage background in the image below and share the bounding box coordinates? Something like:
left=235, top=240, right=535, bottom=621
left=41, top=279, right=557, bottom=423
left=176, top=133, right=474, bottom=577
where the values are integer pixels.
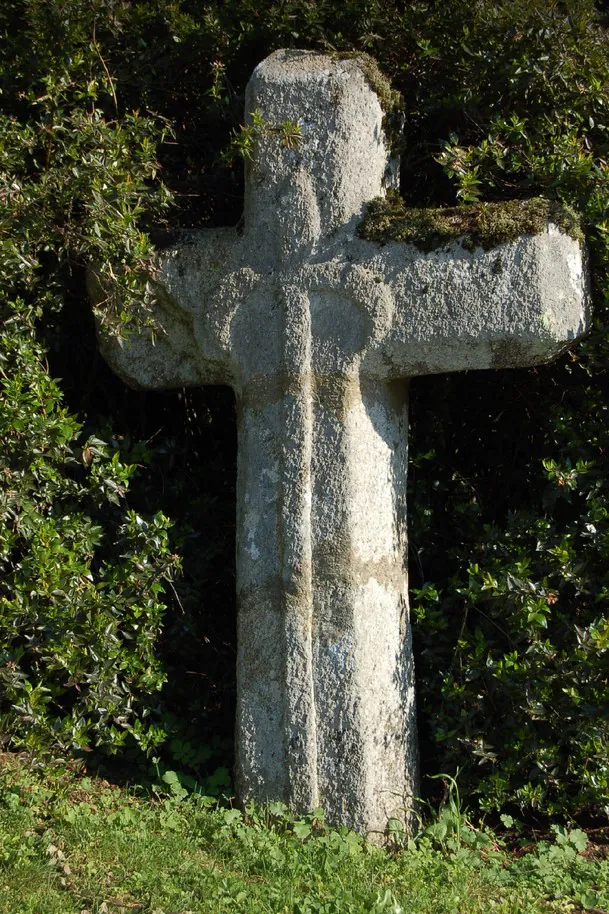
left=1, top=0, right=608, bottom=817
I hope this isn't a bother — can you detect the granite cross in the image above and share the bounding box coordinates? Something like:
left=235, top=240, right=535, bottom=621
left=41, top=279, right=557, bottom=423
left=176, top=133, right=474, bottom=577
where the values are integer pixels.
left=94, top=50, right=589, bottom=836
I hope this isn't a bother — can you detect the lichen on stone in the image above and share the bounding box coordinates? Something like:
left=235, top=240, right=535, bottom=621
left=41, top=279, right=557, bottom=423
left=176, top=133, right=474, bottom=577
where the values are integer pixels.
left=358, top=192, right=583, bottom=252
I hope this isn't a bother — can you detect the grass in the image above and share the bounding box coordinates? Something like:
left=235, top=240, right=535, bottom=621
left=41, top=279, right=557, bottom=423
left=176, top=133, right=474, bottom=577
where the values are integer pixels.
left=1, top=753, right=608, bottom=914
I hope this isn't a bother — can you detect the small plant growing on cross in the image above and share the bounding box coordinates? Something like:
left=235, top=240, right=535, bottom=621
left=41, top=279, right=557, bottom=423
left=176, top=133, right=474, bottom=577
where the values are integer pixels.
left=227, top=108, right=302, bottom=161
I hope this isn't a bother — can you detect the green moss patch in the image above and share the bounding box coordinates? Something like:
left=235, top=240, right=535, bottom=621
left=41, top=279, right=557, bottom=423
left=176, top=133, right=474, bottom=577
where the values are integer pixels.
left=358, top=193, right=583, bottom=252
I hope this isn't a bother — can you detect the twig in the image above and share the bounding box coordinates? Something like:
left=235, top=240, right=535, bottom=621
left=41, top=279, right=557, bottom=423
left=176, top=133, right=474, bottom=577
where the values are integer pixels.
left=92, top=26, right=118, bottom=118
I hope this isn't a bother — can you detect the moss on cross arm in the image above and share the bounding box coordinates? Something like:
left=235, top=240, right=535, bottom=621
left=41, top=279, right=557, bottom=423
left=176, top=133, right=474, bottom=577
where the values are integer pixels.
left=357, top=192, right=583, bottom=252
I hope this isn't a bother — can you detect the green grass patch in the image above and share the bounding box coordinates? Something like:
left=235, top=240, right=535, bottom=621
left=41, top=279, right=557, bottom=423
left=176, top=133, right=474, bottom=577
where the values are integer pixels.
left=1, top=753, right=608, bottom=914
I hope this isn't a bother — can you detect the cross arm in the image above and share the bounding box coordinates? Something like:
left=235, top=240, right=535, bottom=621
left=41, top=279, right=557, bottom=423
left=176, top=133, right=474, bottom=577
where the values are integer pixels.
left=358, top=223, right=590, bottom=378
left=90, top=228, right=239, bottom=390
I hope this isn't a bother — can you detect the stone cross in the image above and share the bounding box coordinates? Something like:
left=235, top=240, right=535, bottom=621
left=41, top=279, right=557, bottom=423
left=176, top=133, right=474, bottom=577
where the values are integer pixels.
left=94, top=50, right=589, bottom=835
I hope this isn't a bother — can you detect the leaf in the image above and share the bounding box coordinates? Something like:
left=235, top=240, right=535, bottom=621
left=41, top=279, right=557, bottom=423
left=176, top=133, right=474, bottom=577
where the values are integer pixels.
left=568, top=829, right=589, bottom=853
left=293, top=820, right=311, bottom=840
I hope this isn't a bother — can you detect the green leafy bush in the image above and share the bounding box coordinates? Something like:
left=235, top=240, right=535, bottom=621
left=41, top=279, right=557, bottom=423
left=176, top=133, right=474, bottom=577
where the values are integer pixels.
left=0, top=302, right=179, bottom=755
left=0, top=0, right=179, bottom=757
left=402, top=0, right=609, bottom=816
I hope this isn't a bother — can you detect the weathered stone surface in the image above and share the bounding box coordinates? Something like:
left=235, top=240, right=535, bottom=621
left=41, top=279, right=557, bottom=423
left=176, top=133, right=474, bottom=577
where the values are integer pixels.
left=93, top=49, right=590, bottom=836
